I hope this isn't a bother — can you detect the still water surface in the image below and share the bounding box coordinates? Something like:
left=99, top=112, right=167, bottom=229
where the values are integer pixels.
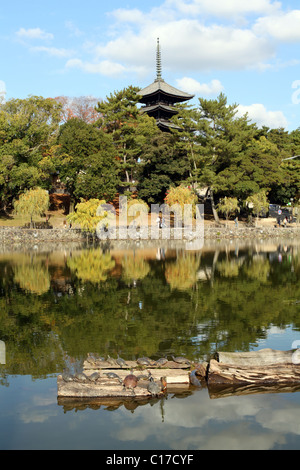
left=0, top=238, right=300, bottom=450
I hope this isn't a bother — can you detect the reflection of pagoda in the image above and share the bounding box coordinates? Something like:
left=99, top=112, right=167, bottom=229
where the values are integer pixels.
left=138, top=39, right=194, bottom=131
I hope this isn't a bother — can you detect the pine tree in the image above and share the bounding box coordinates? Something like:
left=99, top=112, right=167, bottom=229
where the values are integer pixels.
left=95, top=86, right=158, bottom=193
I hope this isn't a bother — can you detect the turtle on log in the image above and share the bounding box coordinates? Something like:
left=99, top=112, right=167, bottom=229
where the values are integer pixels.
left=147, top=376, right=166, bottom=397
left=104, top=372, right=122, bottom=381
left=122, top=370, right=139, bottom=395
left=137, top=357, right=155, bottom=367
left=88, top=372, right=100, bottom=383
left=116, top=354, right=128, bottom=368
left=171, top=355, right=191, bottom=365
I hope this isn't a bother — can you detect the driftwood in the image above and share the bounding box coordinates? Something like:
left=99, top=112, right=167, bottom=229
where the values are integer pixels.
left=207, top=359, right=300, bottom=386
left=216, top=348, right=297, bottom=366
left=207, top=348, right=300, bottom=390
left=57, top=364, right=191, bottom=398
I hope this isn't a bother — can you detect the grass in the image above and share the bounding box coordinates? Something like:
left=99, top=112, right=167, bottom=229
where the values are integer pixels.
left=0, top=210, right=67, bottom=228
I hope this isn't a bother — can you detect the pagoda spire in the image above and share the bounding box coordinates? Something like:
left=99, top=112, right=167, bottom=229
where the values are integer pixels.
left=156, top=38, right=162, bottom=80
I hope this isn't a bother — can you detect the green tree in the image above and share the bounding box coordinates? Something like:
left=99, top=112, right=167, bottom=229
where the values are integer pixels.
left=137, top=132, right=190, bottom=204
left=96, top=86, right=159, bottom=193
left=195, top=93, right=253, bottom=221
left=56, top=118, right=119, bottom=202
left=267, top=128, right=300, bottom=204
left=13, top=187, right=50, bottom=227
left=195, top=93, right=283, bottom=220
left=170, top=103, right=200, bottom=188
left=0, top=96, right=62, bottom=210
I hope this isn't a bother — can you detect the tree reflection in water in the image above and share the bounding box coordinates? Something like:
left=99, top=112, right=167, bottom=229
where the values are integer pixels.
left=0, top=242, right=299, bottom=378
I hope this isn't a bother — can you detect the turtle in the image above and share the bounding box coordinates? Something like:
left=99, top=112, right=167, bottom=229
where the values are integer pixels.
left=147, top=376, right=162, bottom=397
left=137, top=356, right=155, bottom=367
left=171, top=355, right=191, bottom=365
left=106, top=355, right=117, bottom=366
left=88, top=372, right=100, bottom=383
left=104, top=372, right=122, bottom=381
left=155, top=357, right=168, bottom=367
left=122, top=370, right=139, bottom=394
left=116, top=354, right=128, bottom=368
left=74, top=372, right=88, bottom=383
left=189, top=370, right=202, bottom=387
left=94, top=354, right=105, bottom=362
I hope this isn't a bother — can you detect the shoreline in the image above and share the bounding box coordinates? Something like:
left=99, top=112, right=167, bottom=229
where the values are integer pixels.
left=0, top=224, right=299, bottom=247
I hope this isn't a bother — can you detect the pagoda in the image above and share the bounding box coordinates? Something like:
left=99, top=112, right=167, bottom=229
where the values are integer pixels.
left=138, top=39, right=194, bottom=131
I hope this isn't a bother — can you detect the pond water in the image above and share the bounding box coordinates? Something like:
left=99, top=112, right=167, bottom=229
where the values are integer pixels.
left=0, top=238, right=300, bottom=450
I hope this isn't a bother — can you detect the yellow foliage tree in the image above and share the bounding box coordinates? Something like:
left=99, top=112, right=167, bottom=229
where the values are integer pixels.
left=13, top=187, right=50, bottom=228
left=165, top=185, right=198, bottom=218
left=67, top=198, right=112, bottom=237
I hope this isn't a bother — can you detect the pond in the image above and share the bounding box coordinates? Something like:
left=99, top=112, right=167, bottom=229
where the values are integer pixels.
left=0, top=238, right=299, bottom=450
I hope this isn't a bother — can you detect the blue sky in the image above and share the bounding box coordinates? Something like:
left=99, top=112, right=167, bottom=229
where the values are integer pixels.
left=1, top=0, right=300, bottom=131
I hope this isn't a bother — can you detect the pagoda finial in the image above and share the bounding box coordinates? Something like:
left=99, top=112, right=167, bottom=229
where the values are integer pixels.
left=156, top=38, right=162, bottom=80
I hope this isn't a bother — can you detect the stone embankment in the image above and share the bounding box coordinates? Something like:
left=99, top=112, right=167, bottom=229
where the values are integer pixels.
left=0, top=224, right=299, bottom=246
left=204, top=225, right=300, bottom=240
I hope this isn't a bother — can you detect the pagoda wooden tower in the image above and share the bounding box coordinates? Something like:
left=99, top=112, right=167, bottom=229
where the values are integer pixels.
left=138, top=39, right=194, bottom=131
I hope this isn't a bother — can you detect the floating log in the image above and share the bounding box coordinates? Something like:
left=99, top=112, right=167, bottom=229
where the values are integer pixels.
left=57, top=374, right=153, bottom=399
left=207, top=348, right=300, bottom=389
left=57, top=359, right=191, bottom=398
left=207, top=359, right=300, bottom=386
left=216, top=348, right=297, bottom=366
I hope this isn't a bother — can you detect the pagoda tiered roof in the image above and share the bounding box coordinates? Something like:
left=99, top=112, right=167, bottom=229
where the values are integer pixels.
left=137, top=39, right=194, bottom=131
left=138, top=78, right=194, bottom=104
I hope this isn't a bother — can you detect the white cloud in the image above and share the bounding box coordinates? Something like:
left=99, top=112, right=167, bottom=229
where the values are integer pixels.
left=110, top=8, right=146, bottom=24
left=31, top=46, right=75, bottom=58
left=237, top=103, right=288, bottom=128
left=176, top=77, right=224, bottom=95
left=66, top=58, right=126, bottom=77
left=96, top=21, right=275, bottom=73
left=164, top=0, right=281, bottom=18
left=254, top=10, right=300, bottom=42
left=16, top=27, right=54, bottom=41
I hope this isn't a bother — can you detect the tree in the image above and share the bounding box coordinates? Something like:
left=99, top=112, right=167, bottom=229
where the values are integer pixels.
left=95, top=86, right=159, bottom=192
left=56, top=118, right=119, bottom=202
left=0, top=96, right=62, bottom=210
left=170, top=103, right=201, bottom=188
left=54, top=96, right=102, bottom=123
left=13, top=187, right=50, bottom=227
left=194, top=93, right=283, bottom=221
left=195, top=93, right=252, bottom=222
left=246, top=190, right=269, bottom=225
left=216, top=197, right=240, bottom=224
left=66, top=198, right=108, bottom=239
left=267, top=127, right=300, bottom=204
left=0, top=96, right=62, bottom=165
left=164, top=185, right=198, bottom=217
left=137, top=132, right=190, bottom=204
